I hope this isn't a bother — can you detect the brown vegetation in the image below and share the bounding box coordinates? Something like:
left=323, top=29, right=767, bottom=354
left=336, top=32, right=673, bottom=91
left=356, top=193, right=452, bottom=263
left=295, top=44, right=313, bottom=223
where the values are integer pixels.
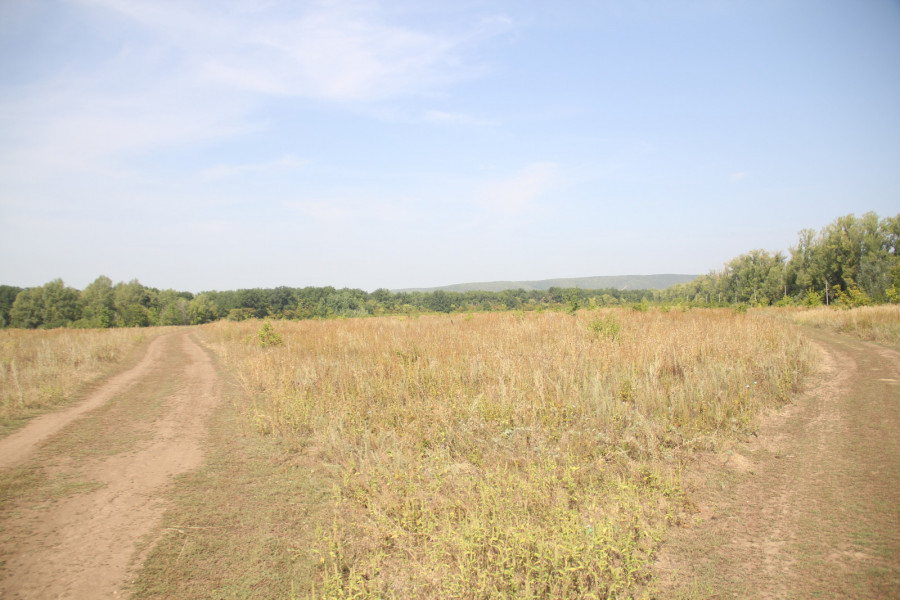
left=193, top=308, right=811, bottom=597
left=784, top=305, right=900, bottom=345
left=0, top=328, right=153, bottom=435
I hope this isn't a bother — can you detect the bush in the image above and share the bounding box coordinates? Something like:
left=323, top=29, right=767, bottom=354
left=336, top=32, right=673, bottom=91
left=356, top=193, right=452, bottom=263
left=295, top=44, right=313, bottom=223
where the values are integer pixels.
left=257, top=321, right=283, bottom=347
left=588, top=313, right=621, bottom=340
left=835, top=282, right=872, bottom=309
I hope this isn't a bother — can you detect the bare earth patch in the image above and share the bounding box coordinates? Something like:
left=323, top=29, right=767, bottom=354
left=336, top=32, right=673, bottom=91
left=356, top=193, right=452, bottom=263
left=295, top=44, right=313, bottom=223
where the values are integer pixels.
left=655, top=329, right=900, bottom=599
left=0, top=331, right=221, bottom=599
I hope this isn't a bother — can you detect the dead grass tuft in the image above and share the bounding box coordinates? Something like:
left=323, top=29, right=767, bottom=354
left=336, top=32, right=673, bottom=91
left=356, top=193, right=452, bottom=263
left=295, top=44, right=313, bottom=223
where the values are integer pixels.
left=782, top=305, right=900, bottom=345
left=0, top=328, right=156, bottom=436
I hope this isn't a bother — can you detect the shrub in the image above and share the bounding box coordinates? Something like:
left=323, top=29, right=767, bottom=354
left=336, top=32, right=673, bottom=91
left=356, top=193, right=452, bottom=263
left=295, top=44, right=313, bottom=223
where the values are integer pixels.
left=588, top=313, right=620, bottom=340
left=257, top=321, right=283, bottom=347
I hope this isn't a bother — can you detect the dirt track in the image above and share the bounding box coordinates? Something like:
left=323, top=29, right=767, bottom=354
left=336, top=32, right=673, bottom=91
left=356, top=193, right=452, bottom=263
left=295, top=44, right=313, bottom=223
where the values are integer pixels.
left=0, top=331, right=221, bottom=599
left=656, top=329, right=900, bottom=598
left=0, top=327, right=897, bottom=598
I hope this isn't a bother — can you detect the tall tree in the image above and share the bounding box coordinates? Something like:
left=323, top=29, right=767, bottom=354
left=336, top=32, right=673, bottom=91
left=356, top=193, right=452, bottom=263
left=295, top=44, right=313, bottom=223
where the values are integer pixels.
left=80, top=276, right=115, bottom=328
left=0, top=285, right=23, bottom=327
left=9, top=288, right=44, bottom=328
left=41, top=279, right=81, bottom=327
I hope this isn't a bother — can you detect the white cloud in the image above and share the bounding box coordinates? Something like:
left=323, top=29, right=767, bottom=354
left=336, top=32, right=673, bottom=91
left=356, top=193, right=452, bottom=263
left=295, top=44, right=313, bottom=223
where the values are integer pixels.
left=0, top=75, right=254, bottom=187
left=480, top=162, right=561, bottom=213
left=75, top=0, right=502, bottom=102
left=0, top=0, right=513, bottom=195
left=730, top=171, right=749, bottom=182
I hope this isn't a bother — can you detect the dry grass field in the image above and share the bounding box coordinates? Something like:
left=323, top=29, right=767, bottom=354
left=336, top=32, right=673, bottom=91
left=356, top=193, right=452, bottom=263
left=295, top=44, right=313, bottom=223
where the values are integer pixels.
left=0, top=328, right=153, bottom=435
left=784, top=305, right=900, bottom=345
left=195, top=308, right=811, bottom=598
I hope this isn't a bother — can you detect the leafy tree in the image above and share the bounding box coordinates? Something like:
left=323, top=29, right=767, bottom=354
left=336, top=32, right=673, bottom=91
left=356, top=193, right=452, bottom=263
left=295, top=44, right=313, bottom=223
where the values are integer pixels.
left=9, top=280, right=80, bottom=328
left=158, top=298, right=190, bottom=326
left=267, top=286, right=297, bottom=317
left=188, top=294, right=218, bottom=324
left=426, top=290, right=453, bottom=313
left=0, top=285, right=23, bottom=327
left=80, top=276, right=115, bottom=328
left=114, top=280, right=152, bottom=327
left=40, top=279, right=81, bottom=327
left=236, top=289, right=269, bottom=318
left=10, top=288, right=44, bottom=328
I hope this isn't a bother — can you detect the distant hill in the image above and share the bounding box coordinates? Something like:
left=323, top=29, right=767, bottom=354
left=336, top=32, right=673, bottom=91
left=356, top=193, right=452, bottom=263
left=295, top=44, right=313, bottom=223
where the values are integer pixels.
left=395, top=274, right=698, bottom=293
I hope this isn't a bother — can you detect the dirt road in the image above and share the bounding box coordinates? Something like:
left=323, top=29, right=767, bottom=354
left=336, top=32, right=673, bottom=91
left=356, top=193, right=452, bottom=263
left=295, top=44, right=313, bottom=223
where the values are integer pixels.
left=656, top=329, right=900, bottom=598
left=0, top=331, right=221, bottom=599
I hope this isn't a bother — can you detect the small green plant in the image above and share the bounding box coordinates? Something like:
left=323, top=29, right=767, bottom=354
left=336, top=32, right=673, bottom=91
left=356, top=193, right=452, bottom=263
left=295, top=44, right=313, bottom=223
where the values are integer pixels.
left=802, top=288, right=823, bottom=307
left=564, top=290, right=580, bottom=315
left=834, top=281, right=872, bottom=309
left=257, top=321, right=283, bottom=347
left=588, top=313, right=621, bottom=340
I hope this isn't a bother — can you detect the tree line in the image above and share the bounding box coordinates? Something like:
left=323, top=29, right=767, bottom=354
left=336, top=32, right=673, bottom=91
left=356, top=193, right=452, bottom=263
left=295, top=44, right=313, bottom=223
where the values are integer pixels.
left=2, top=212, right=897, bottom=329
left=0, top=278, right=653, bottom=329
left=663, top=212, right=899, bottom=307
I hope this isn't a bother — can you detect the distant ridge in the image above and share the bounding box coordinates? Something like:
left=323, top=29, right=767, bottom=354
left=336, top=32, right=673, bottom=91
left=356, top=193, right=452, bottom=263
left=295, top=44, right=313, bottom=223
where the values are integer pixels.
left=394, top=274, right=697, bottom=293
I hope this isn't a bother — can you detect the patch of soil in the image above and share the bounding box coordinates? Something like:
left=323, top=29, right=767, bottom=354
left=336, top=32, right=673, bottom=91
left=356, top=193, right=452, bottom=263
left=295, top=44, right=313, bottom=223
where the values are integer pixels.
left=0, top=332, right=221, bottom=599
left=655, top=329, right=900, bottom=599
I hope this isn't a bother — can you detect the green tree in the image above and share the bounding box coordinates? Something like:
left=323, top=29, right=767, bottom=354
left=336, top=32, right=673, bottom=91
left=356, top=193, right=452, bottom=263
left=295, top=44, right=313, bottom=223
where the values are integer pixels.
left=114, top=280, right=152, bottom=327
left=80, top=276, right=115, bottom=328
left=0, top=285, right=23, bottom=327
left=9, top=279, right=80, bottom=328
left=188, top=294, right=218, bottom=324
left=426, top=290, right=453, bottom=313
left=158, top=299, right=190, bottom=326
left=40, top=279, right=81, bottom=327
left=9, top=288, right=44, bottom=328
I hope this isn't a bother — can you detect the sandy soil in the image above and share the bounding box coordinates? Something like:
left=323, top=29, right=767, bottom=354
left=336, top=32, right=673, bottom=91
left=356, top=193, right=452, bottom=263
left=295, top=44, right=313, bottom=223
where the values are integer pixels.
left=0, top=331, right=221, bottom=599
left=655, top=329, right=900, bottom=599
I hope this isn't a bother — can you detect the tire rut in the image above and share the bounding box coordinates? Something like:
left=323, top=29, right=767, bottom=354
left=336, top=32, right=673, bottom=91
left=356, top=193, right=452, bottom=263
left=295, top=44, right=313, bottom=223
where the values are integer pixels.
left=0, top=331, right=221, bottom=599
left=655, top=329, right=900, bottom=599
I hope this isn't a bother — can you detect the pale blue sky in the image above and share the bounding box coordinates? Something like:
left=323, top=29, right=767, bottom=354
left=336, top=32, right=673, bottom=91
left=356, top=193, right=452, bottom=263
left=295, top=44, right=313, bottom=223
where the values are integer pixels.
left=1, top=0, right=898, bottom=292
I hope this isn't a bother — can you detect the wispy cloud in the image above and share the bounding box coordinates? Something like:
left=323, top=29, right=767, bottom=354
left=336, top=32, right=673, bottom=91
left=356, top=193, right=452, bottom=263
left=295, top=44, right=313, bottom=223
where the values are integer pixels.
left=76, top=0, right=505, bottom=102
left=2, top=1, right=512, bottom=189
left=730, top=171, right=749, bottom=182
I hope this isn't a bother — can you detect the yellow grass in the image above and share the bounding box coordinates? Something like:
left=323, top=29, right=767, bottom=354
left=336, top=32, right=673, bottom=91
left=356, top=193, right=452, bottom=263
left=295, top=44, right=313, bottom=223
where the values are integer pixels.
left=0, top=328, right=152, bottom=431
left=197, top=308, right=812, bottom=598
left=786, top=305, right=900, bottom=344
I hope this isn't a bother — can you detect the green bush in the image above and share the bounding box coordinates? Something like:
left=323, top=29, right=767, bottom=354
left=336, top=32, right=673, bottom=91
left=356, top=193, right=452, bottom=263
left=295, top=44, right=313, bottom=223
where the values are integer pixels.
left=588, top=314, right=621, bottom=340
left=257, top=321, right=283, bottom=347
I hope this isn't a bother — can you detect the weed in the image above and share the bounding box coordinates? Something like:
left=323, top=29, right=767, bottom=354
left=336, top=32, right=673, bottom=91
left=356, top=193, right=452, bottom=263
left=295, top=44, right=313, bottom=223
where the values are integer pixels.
left=257, top=321, right=284, bottom=347
left=588, top=313, right=621, bottom=340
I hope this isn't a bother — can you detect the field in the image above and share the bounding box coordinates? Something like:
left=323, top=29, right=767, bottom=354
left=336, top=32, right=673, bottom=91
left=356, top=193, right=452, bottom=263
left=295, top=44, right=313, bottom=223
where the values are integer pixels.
left=0, top=327, right=153, bottom=436
left=783, top=304, right=900, bottom=344
left=6, top=307, right=900, bottom=597
left=184, top=307, right=811, bottom=598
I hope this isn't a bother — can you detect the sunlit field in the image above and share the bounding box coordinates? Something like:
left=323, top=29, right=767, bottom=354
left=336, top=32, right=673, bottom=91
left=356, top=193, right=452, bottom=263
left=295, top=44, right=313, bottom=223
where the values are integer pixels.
left=784, top=305, right=900, bottom=345
left=0, top=328, right=151, bottom=433
left=197, top=308, right=812, bottom=598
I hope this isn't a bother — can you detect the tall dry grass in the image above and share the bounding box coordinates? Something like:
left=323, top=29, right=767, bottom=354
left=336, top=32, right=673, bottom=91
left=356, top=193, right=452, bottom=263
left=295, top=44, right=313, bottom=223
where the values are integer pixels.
left=197, top=308, right=811, bottom=598
left=0, top=328, right=151, bottom=432
left=786, top=305, right=900, bottom=344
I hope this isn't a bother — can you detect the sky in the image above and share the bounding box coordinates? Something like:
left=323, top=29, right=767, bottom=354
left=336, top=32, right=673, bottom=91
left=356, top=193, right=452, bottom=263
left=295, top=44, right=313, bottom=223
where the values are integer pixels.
left=1, top=0, right=898, bottom=293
